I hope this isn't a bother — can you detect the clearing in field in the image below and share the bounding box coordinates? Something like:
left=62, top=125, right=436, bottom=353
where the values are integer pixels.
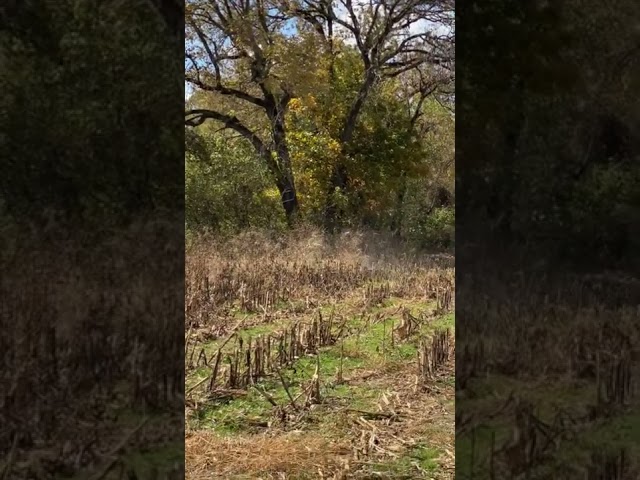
left=185, top=231, right=455, bottom=479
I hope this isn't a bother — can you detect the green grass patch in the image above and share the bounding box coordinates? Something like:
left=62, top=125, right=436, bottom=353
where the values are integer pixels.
left=189, top=389, right=277, bottom=434
left=557, top=410, right=640, bottom=466
left=237, top=323, right=279, bottom=340
left=121, top=443, right=184, bottom=477
left=187, top=301, right=453, bottom=436
left=458, top=375, right=595, bottom=419
left=456, top=375, right=640, bottom=478
left=326, top=383, right=381, bottom=411
left=434, top=312, right=454, bottom=330
left=342, top=319, right=398, bottom=359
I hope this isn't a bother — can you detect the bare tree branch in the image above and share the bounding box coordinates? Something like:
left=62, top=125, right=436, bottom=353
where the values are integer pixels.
left=185, top=108, right=283, bottom=176
left=295, top=0, right=454, bottom=145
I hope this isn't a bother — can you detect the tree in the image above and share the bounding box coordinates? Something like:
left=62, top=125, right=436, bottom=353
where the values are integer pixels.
left=186, top=128, right=285, bottom=231
left=1, top=0, right=183, bottom=225
left=290, top=0, right=454, bottom=230
left=185, top=0, right=305, bottom=223
left=185, top=0, right=454, bottom=230
left=457, top=0, right=640, bottom=265
left=274, top=48, right=455, bottom=232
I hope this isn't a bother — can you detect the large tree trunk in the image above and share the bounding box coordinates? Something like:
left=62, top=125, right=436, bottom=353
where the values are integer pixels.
left=276, top=176, right=298, bottom=225
left=324, top=68, right=378, bottom=232
left=268, top=98, right=299, bottom=226
left=492, top=78, right=525, bottom=239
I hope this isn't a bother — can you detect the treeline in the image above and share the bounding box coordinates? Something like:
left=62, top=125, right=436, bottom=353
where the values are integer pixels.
left=458, top=0, right=640, bottom=269
left=1, top=0, right=183, bottom=230
left=184, top=0, right=455, bottom=248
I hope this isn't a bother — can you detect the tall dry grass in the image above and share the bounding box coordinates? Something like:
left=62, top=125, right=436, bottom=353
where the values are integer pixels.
left=1, top=218, right=184, bottom=478
left=186, top=227, right=454, bottom=325
left=456, top=260, right=640, bottom=478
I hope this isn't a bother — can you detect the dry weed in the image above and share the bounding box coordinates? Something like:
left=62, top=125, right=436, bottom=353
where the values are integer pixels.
left=186, top=431, right=350, bottom=479
left=185, top=228, right=455, bottom=479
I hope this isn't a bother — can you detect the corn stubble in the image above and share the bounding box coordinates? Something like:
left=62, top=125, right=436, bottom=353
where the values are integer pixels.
left=1, top=220, right=184, bottom=479
left=185, top=229, right=455, bottom=479
left=457, top=271, right=640, bottom=479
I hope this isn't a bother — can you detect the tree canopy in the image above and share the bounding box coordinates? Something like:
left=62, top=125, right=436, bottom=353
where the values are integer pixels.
left=185, top=0, right=455, bottom=242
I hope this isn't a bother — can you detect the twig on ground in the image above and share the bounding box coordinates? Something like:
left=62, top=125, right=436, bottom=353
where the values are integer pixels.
left=276, top=368, right=299, bottom=411
left=253, top=384, right=279, bottom=407
left=347, top=409, right=401, bottom=420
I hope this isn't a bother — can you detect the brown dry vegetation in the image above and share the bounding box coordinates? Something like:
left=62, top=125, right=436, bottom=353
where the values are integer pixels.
left=456, top=269, right=640, bottom=479
left=1, top=221, right=184, bottom=479
left=185, top=228, right=455, bottom=479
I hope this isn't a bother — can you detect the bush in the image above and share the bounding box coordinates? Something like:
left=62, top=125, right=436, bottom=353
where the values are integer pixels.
left=419, top=207, right=455, bottom=249
left=185, top=135, right=287, bottom=233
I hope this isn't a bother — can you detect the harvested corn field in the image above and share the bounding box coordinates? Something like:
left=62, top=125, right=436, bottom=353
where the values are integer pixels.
left=185, top=230, right=455, bottom=479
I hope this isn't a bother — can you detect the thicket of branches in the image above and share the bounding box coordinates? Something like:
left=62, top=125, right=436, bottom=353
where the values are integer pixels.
left=1, top=0, right=184, bottom=229
left=458, top=0, right=640, bottom=269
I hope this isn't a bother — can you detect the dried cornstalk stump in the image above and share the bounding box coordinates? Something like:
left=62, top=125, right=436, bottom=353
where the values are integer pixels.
left=418, top=328, right=452, bottom=382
